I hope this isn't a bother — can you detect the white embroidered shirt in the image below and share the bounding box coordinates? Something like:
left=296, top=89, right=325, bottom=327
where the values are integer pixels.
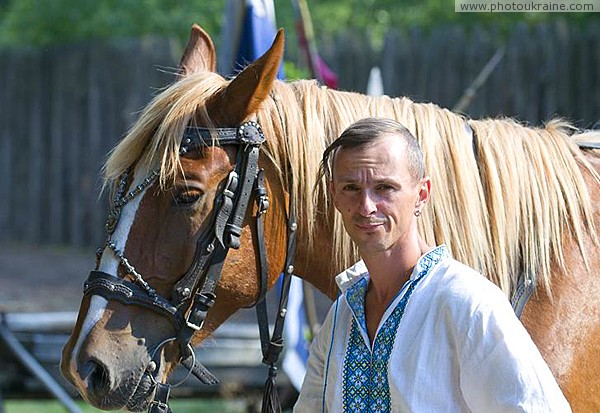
left=293, top=245, right=571, bottom=413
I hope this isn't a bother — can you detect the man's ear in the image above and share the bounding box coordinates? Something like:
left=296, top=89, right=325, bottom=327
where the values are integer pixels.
left=415, top=177, right=431, bottom=210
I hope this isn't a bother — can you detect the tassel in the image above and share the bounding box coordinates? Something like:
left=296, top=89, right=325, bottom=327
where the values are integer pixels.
left=261, top=365, right=282, bottom=413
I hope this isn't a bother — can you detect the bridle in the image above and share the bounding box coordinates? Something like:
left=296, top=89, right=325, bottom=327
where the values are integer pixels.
left=83, top=121, right=297, bottom=413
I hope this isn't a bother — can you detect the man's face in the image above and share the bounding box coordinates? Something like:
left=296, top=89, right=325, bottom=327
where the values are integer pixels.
left=330, top=134, right=429, bottom=255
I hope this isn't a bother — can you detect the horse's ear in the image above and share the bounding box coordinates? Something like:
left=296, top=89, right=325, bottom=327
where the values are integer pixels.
left=178, top=24, right=216, bottom=77
left=208, top=29, right=284, bottom=124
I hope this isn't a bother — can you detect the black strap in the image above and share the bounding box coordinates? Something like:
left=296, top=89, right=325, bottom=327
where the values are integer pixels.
left=254, top=169, right=271, bottom=353
left=84, top=271, right=185, bottom=330
left=257, top=177, right=298, bottom=413
left=181, top=127, right=240, bottom=152
left=148, top=383, right=172, bottom=413
left=172, top=122, right=264, bottom=306
left=510, top=273, right=535, bottom=318
left=214, top=170, right=239, bottom=248
left=225, top=146, right=261, bottom=248
left=175, top=144, right=262, bottom=350
left=180, top=354, right=219, bottom=385
left=180, top=121, right=266, bottom=155
left=254, top=169, right=270, bottom=305
left=177, top=244, right=229, bottom=351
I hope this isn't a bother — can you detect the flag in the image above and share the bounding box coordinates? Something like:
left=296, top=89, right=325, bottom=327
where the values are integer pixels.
left=292, top=0, right=338, bottom=88
left=282, top=276, right=310, bottom=391
left=219, top=0, right=284, bottom=79
left=220, top=0, right=308, bottom=392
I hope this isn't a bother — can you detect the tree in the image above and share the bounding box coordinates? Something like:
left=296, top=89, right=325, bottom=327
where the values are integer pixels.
left=0, top=0, right=223, bottom=46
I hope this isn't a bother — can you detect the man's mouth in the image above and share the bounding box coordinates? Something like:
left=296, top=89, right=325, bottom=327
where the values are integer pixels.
left=355, top=221, right=385, bottom=231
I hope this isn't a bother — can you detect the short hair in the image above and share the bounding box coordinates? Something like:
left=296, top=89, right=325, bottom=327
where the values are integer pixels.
left=319, top=117, right=426, bottom=182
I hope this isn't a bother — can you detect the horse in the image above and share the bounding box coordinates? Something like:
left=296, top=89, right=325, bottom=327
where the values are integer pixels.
left=60, top=24, right=600, bottom=412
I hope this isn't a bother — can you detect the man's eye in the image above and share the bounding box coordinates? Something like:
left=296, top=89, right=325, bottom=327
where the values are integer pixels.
left=342, top=185, right=359, bottom=192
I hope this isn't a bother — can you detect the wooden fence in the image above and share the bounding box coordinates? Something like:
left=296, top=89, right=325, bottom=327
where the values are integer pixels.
left=1, top=22, right=598, bottom=247
left=320, top=21, right=599, bottom=125
left=0, top=37, right=178, bottom=247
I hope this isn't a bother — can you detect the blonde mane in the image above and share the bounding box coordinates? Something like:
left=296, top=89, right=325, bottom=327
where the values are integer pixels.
left=104, top=73, right=600, bottom=297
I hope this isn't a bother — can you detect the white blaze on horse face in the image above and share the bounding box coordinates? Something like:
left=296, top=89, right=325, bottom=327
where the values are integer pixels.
left=69, top=167, right=151, bottom=383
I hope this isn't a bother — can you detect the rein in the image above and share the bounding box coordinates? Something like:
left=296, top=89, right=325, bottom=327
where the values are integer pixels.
left=83, top=121, right=295, bottom=413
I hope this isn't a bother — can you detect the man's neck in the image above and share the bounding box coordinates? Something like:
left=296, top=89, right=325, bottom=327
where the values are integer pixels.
left=361, top=237, right=432, bottom=304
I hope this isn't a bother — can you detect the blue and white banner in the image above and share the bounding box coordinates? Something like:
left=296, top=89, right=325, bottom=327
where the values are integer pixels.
left=282, top=276, right=310, bottom=390
left=220, top=0, right=284, bottom=79
left=220, top=0, right=307, bottom=391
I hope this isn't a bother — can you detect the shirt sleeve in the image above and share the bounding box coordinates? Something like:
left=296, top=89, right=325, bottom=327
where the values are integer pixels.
left=293, top=299, right=338, bottom=413
left=457, top=286, right=572, bottom=413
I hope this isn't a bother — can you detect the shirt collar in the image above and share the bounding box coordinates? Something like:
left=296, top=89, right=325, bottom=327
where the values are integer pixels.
left=335, top=245, right=450, bottom=293
left=339, top=245, right=450, bottom=346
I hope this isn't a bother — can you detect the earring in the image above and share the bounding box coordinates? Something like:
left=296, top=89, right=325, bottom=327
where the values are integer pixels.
left=414, top=210, right=421, bottom=217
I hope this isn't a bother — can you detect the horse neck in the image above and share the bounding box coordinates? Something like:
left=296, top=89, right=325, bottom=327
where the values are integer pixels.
left=260, top=82, right=377, bottom=300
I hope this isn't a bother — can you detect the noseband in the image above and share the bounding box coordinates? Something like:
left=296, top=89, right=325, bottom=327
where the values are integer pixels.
left=83, top=121, right=297, bottom=413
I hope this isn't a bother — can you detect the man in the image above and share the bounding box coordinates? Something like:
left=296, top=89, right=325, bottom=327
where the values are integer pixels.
left=293, top=118, right=570, bottom=412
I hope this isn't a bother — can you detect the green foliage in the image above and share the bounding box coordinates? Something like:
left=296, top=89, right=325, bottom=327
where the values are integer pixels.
left=291, top=0, right=598, bottom=46
left=284, top=60, right=310, bottom=80
left=0, top=0, right=224, bottom=46
left=0, top=0, right=596, bottom=48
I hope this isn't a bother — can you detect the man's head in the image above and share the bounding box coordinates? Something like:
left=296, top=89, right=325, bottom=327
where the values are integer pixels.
left=322, top=118, right=430, bottom=255
left=320, top=117, right=426, bottom=184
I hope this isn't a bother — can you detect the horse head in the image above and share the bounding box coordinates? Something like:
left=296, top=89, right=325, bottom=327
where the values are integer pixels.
left=60, top=24, right=290, bottom=411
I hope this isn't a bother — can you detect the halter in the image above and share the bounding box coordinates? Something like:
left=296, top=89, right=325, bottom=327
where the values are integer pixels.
left=83, top=121, right=296, bottom=413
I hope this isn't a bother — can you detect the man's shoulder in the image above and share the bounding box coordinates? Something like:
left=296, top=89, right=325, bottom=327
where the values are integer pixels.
left=428, top=258, right=508, bottom=308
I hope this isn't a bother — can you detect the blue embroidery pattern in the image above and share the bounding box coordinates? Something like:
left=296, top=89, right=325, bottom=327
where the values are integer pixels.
left=342, top=246, right=449, bottom=412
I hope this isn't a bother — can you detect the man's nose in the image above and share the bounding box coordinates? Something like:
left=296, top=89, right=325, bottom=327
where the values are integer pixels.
left=358, top=191, right=377, bottom=216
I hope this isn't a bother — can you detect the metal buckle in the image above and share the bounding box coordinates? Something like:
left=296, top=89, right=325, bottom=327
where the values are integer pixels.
left=185, top=319, right=202, bottom=331
left=223, top=170, right=239, bottom=198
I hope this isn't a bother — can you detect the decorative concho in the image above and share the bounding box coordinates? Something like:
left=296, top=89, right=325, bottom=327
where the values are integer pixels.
left=238, top=121, right=265, bottom=145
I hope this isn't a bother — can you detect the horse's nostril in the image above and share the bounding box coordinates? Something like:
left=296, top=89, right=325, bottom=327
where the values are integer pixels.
left=79, top=360, right=96, bottom=381
left=80, top=360, right=110, bottom=395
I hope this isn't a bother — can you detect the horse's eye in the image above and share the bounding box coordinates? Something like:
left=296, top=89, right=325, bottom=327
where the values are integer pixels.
left=173, top=190, right=203, bottom=207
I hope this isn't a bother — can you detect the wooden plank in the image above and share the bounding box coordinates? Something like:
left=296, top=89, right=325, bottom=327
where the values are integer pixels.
left=27, top=50, right=44, bottom=243
left=488, top=28, right=504, bottom=119
left=381, top=29, right=408, bottom=98
left=505, top=24, right=529, bottom=119
left=537, top=23, right=558, bottom=122
left=48, top=48, right=66, bottom=244
left=553, top=22, right=573, bottom=120
left=459, top=25, right=494, bottom=118
left=65, top=45, right=86, bottom=246
left=85, top=42, right=106, bottom=247
left=408, top=27, right=426, bottom=102
left=577, top=25, right=593, bottom=127
left=10, top=52, right=32, bottom=243
left=443, top=26, right=466, bottom=111
left=0, top=50, right=14, bottom=242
